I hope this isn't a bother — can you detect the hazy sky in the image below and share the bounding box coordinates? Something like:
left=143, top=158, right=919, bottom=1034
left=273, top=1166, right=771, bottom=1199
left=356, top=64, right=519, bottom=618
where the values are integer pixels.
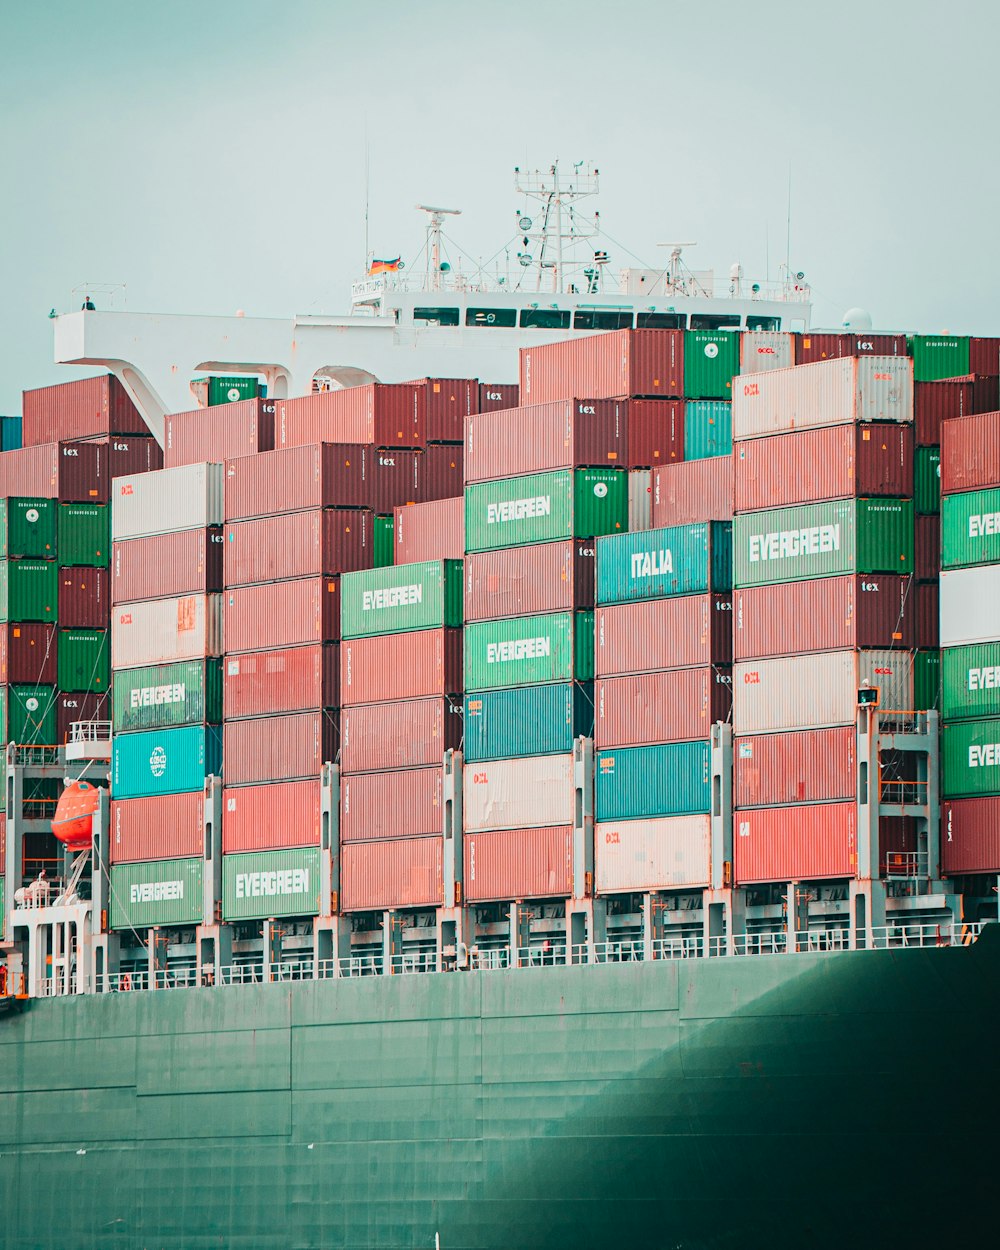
left=2, top=0, right=998, bottom=413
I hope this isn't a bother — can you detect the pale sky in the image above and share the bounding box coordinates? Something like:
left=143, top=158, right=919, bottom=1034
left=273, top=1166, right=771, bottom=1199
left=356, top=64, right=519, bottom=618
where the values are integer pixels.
left=1, top=0, right=998, bottom=413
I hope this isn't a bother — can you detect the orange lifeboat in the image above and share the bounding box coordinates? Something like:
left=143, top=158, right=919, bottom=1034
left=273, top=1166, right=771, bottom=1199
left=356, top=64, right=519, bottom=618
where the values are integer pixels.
left=52, top=780, right=102, bottom=852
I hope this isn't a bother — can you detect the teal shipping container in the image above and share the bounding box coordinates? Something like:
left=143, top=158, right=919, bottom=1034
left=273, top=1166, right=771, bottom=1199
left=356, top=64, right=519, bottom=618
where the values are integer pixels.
left=596, top=523, right=732, bottom=605
left=683, top=401, right=732, bottom=459
left=464, top=683, right=594, bottom=762
left=112, top=724, right=222, bottom=800
left=596, top=741, right=711, bottom=821
left=112, top=660, right=224, bottom=732
left=464, top=612, right=594, bottom=690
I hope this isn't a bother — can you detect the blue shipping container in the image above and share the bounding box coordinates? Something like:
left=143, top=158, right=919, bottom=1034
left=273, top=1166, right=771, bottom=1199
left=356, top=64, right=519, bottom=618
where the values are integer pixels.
left=684, top=401, right=732, bottom=460
left=596, top=742, right=711, bottom=821
left=1, top=417, right=22, bottom=451
left=596, top=522, right=732, bottom=605
left=112, top=724, right=223, bottom=800
left=464, top=683, right=594, bottom=762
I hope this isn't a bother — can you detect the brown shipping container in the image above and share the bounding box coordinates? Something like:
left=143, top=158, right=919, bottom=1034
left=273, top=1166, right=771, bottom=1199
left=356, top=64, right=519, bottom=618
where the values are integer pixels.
left=224, top=711, right=337, bottom=786
left=112, top=528, right=224, bottom=604
left=341, top=836, right=444, bottom=912
left=415, top=443, right=464, bottom=503
left=164, top=398, right=275, bottom=468
left=735, top=727, right=855, bottom=808
left=340, top=697, right=463, bottom=773
left=277, top=384, right=425, bottom=449
left=464, top=400, right=627, bottom=483
left=735, top=802, right=857, bottom=884
left=223, top=779, right=321, bottom=852
left=0, top=442, right=105, bottom=502
left=652, top=457, right=733, bottom=526
left=408, top=377, right=478, bottom=442
left=969, top=338, right=1000, bottom=377
left=973, top=375, right=1000, bottom=414
left=223, top=509, right=372, bottom=587
left=56, top=691, right=106, bottom=743
left=22, top=375, right=148, bottom=445
left=941, top=410, right=1000, bottom=494
left=394, top=498, right=464, bottom=562
left=734, top=423, right=912, bottom=512
left=341, top=628, right=462, bottom=705
left=464, top=826, right=573, bottom=901
left=595, top=667, right=732, bottom=748
left=520, top=329, right=684, bottom=404
left=941, top=797, right=1000, bottom=875
left=733, top=575, right=914, bottom=660
left=914, top=581, right=938, bottom=649
left=225, top=443, right=376, bottom=519
left=0, top=813, right=5, bottom=861
left=223, top=644, right=339, bottom=719
left=59, top=567, right=110, bottom=628
left=478, top=383, right=519, bottom=412
left=110, top=792, right=206, bottom=864
left=100, top=436, right=163, bottom=481
left=596, top=595, right=733, bottom=676
left=915, top=514, right=940, bottom=582
left=464, top=541, right=594, bottom=622
left=627, top=399, right=684, bottom=469
left=341, top=766, right=443, bottom=842
left=914, top=378, right=973, bottom=447
left=0, top=623, right=57, bottom=684
left=371, top=450, right=421, bottom=513
left=794, top=333, right=907, bottom=363
left=224, top=577, right=340, bottom=652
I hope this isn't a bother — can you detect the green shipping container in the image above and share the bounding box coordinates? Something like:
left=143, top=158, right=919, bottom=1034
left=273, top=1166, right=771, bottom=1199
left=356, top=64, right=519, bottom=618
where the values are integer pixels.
left=0, top=559, right=58, bottom=623
left=373, top=515, right=394, bottom=568
left=941, top=643, right=1000, bottom=720
left=112, top=660, right=223, bottom=732
left=465, top=469, right=627, bottom=553
left=465, top=612, right=594, bottom=691
left=58, top=503, right=110, bottom=566
left=0, top=498, right=56, bottom=559
left=942, top=717, right=1000, bottom=798
left=341, top=560, right=463, bottom=639
left=222, top=847, right=321, bottom=921
left=914, top=650, right=941, bottom=712
left=0, top=685, right=57, bottom=745
left=910, top=335, right=970, bottom=382
left=109, top=858, right=203, bottom=930
left=733, top=498, right=913, bottom=589
left=57, top=629, right=110, bottom=692
left=207, top=375, right=260, bottom=405
left=914, top=447, right=940, bottom=516
left=683, top=331, right=740, bottom=400
left=941, top=487, right=1000, bottom=569
left=112, top=725, right=222, bottom=800
left=683, top=401, right=732, bottom=459
left=0, top=878, right=4, bottom=939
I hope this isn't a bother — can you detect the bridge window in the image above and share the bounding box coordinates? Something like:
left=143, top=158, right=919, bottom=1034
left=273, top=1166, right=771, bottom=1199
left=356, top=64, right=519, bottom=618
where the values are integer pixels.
left=747, top=315, right=781, bottom=331
left=466, top=307, right=518, bottom=328
left=414, top=307, right=460, bottom=326
left=520, top=309, right=571, bottom=329
left=637, top=312, right=686, bottom=329
left=573, top=310, right=634, bottom=330
left=690, top=314, right=741, bottom=330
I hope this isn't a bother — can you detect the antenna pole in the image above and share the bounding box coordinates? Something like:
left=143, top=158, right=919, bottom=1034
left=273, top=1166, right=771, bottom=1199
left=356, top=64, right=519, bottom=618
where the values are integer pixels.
left=785, top=166, right=792, bottom=280
left=553, top=164, right=563, bottom=294
left=364, top=135, right=370, bottom=272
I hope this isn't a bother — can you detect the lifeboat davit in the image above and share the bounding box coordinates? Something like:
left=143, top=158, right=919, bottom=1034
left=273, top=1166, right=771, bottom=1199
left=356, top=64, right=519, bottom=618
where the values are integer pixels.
left=51, top=780, right=102, bottom=852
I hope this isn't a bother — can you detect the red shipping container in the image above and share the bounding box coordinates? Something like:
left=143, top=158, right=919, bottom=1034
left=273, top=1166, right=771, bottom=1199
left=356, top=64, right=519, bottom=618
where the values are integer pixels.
left=408, top=377, right=477, bottom=442
left=915, top=514, right=940, bottom=581
left=914, top=378, right=973, bottom=446
left=734, top=423, right=913, bottom=512
left=794, top=333, right=907, bottom=363
left=341, top=766, right=443, bottom=841
left=415, top=443, right=463, bottom=503
left=164, top=398, right=275, bottom=468
left=225, top=443, right=377, bottom=519
left=596, top=595, right=733, bottom=676
left=478, top=383, right=519, bottom=412
left=223, top=644, right=339, bottom=718
left=735, top=727, right=855, bottom=808
left=340, top=697, right=463, bottom=772
left=520, top=329, right=684, bottom=404
left=942, top=797, right=1000, bottom=875
left=595, top=667, right=732, bottom=748
left=941, top=410, right=1000, bottom=494
left=341, top=836, right=444, bottom=912
left=394, top=498, right=464, bottom=562
left=22, top=375, right=147, bottom=446
left=464, top=541, right=594, bottom=622
left=734, top=802, right=857, bottom=884
left=277, top=384, right=424, bottom=449
left=0, top=623, right=57, bottom=684
left=222, top=779, right=321, bottom=852
left=110, top=792, right=206, bottom=864
left=112, top=528, right=224, bottom=604
left=913, top=580, right=938, bottom=649
left=626, top=399, right=684, bottom=469
left=464, top=400, right=627, bottom=483
left=652, top=457, right=733, bottom=526
left=59, top=567, right=110, bottom=628
left=733, top=575, right=914, bottom=660
left=969, top=338, right=1000, bottom=377
left=464, top=826, right=573, bottom=901
left=223, top=509, right=372, bottom=587
left=0, top=442, right=105, bottom=502
left=224, top=711, right=338, bottom=785
left=56, top=691, right=106, bottom=743
left=224, top=577, right=340, bottom=652
left=99, top=436, right=163, bottom=481
left=341, top=628, right=462, bottom=705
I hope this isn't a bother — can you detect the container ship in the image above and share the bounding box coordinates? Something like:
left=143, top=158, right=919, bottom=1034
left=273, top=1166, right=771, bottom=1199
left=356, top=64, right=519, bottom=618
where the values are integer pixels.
left=0, top=166, right=998, bottom=1249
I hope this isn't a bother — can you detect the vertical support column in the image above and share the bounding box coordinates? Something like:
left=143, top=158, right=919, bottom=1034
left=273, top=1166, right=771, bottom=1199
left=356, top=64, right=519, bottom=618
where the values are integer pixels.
left=90, top=788, right=111, bottom=933
left=264, top=919, right=283, bottom=981
left=149, top=928, right=168, bottom=986
left=710, top=723, right=733, bottom=891
left=572, top=737, right=594, bottom=900
left=855, top=706, right=880, bottom=883
left=510, top=903, right=532, bottom=966
left=202, top=775, right=223, bottom=926
left=438, top=749, right=467, bottom=970
left=314, top=762, right=350, bottom=976
left=383, top=911, right=404, bottom=974
left=924, top=709, right=941, bottom=881
left=5, top=743, right=24, bottom=949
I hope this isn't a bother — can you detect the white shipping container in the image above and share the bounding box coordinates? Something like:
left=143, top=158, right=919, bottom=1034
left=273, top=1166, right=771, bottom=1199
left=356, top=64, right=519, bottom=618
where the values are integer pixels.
left=112, top=594, right=223, bottom=668
left=941, top=566, right=1000, bottom=647
left=628, top=469, right=652, bottom=532
left=738, top=331, right=795, bottom=375
left=732, top=356, right=913, bottom=441
left=733, top=649, right=914, bottom=734
left=463, top=754, right=574, bottom=833
left=112, top=463, right=225, bottom=540
left=595, top=815, right=712, bottom=893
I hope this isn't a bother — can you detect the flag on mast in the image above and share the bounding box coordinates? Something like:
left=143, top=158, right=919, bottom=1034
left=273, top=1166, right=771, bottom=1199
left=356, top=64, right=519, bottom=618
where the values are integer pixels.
left=369, top=257, right=402, bottom=274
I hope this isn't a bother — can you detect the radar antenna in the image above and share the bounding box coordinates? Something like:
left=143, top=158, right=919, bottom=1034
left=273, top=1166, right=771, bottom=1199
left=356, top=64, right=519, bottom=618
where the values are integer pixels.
left=416, top=204, right=461, bottom=291
left=655, top=243, right=698, bottom=294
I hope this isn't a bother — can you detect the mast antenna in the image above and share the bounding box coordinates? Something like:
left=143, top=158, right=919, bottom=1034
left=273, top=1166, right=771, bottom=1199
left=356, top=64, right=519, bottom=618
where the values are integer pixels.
left=416, top=204, right=461, bottom=291
left=513, top=161, right=600, bottom=294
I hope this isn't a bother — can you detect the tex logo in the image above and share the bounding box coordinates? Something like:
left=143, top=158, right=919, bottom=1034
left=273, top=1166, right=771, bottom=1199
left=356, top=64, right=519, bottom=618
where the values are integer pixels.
left=149, top=746, right=167, bottom=778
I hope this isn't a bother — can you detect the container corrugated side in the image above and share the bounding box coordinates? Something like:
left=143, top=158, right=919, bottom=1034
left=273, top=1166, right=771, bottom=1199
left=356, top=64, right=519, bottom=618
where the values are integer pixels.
left=109, top=858, right=203, bottom=929
left=464, top=826, right=572, bottom=901
left=112, top=725, right=222, bottom=800
left=941, top=410, right=1000, bottom=495
left=0, top=442, right=105, bottom=503
left=112, top=594, right=223, bottom=667
left=0, top=623, right=57, bottom=685
left=341, top=837, right=444, bottom=912
left=463, top=684, right=593, bottom=762
left=341, top=767, right=443, bottom=841
left=409, top=376, right=477, bottom=443
left=58, top=564, right=111, bottom=627
left=795, top=333, right=907, bottom=363
left=595, top=742, right=711, bottom=821
left=0, top=497, right=56, bottom=559
left=112, top=660, right=223, bottom=732
left=223, top=510, right=373, bottom=586
left=464, top=468, right=627, bottom=552
left=914, top=377, right=973, bottom=446
left=914, top=446, right=941, bottom=515
left=341, top=628, right=463, bottom=704
left=340, top=697, right=463, bottom=772
left=0, top=560, right=58, bottom=623
left=393, top=498, right=464, bottom=563
left=596, top=522, right=731, bottom=604
left=223, top=578, right=340, bottom=652
left=277, top=384, right=424, bottom=449
left=464, top=542, right=594, bottom=622
left=57, top=502, right=108, bottom=565
left=941, top=643, right=1000, bottom=720
left=463, top=754, right=574, bottom=833
left=624, top=399, right=683, bottom=469
left=735, top=803, right=856, bottom=884
left=739, top=332, right=794, bottom=373
left=596, top=595, right=733, bottom=675
left=56, top=628, right=110, bottom=692
left=222, top=780, right=321, bottom=852
left=941, top=718, right=1000, bottom=798
left=164, top=398, right=274, bottom=469
left=478, top=382, right=519, bottom=412
left=224, top=443, right=375, bottom=519
left=941, top=797, right=1000, bottom=874
left=595, top=815, right=711, bottom=893
left=683, top=331, right=739, bottom=400
left=911, top=336, right=970, bottom=382
left=942, top=487, right=1000, bottom=568
left=110, top=793, right=206, bottom=863
left=112, top=463, right=224, bottom=540
left=22, top=375, right=147, bottom=444
left=651, top=458, right=734, bottom=526
left=464, top=612, right=593, bottom=690
left=596, top=669, right=731, bottom=748
left=223, top=712, right=337, bottom=786
left=112, top=528, right=224, bottom=603
left=463, top=399, right=626, bottom=482
left=58, top=693, right=108, bottom=748
left=735, top=727, right=856, bottom=807
left=341, top=560, right=463, bottom=638
left=222, top=847, right=321, bottom=921
left=223, top=645, right=339, bottom=718
left=941, top=567, right=1000, bottom=647
left=683, top=401, right=732, bottom=460
left=519, top=329, right=684, bottom=403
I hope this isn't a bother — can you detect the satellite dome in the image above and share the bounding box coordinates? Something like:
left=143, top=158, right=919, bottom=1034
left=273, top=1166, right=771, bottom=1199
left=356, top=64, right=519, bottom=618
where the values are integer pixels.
left=841, top=307, right=873, bottom=332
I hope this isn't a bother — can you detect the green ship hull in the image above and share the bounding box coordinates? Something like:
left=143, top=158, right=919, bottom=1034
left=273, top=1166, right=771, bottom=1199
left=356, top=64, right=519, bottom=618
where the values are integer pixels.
left=2, top=931, right=997, bottom=1250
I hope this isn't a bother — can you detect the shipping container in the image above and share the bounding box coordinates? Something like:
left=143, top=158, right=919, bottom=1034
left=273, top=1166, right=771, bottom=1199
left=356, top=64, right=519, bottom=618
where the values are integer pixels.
left=463, top=683, right=593, bottom=763
left=341, top=628, right=463, bottom=705
left=223, top=780, right=321, bottom=852
left=651, top=457, right=734, bottom=526
left=683, top=330, right=739, bottom=399
left=734, top=803, right=856, bottom=884
left=340, top=837, right=444, bottom=912
left=223, top=509, right=372, bottom=587
left=596, top=742, right=711, bottom=821
left=340, top=697, right=463, bottom=773
left=57, top=502, right=109, bottom=566
left=464, top=612, right=594, bottom=691
left=0, top=623, right=56, bottom=685
left=0, top=560, right=58, bottom=623
left=739, top=331, right=794, bottom=373
left=164, top=398, right=274, bottom=469
left=112, top=659, right=223, bottom=732
left=941, top=409, right=1000, bottom=495
left=625, top=399, right=684, bottom=469
left=101, top=435, right=163, bottom=482
left=341, top=560, right=463, bottom=638
left=940, top=566, right=1000, bottom=647
left=56, top=691, right=106, bottom=743
left=914, top=580, right=938, bottom=649
left=941, top=797, right=1000, bottom=875
left=464, top=826, right=572, bottom=901
left=56, top=629, right=109, bottom=692
left=223, top=578, right=340, bottom=652
left=463, top=754, right=574, bottom=833
left=223, top=712, right=337, bottom=786
left=341, top=767, right=443, bottom=841
left=222, top=847, right=321, bottom=921
left=464, top=399, right=627, bottom=482
left=110, top=792, right=206, bottom=863
left=520, top=329, right=684, bottom=404
left=914, top=377, right=973, bottom=446
left=794, top=333, right=907, bottom=364
left=373, top=515, right=393, bottom=568
left=942, top=717, right=1000, bottom=798
left=942, top=487, right=1000, bottom=568
left=112, top=724, right=222, bottom=800
left=596, top=595, right=733, bottom=675
left=195, top=376, right=263, bottom=407
left=225, top=442, right=375, bottom=519
left=596, top=522, right=732, bottom=604
left=464, top=541, right=594, bottom=622
left=394, top=498, right=464, bottom=563
left=0, top=416, right=21, bottom=451
left=914, top=649, right=941, bottom=712
left=733, top=423, right=913, bottom=512
left=735, top=727, right=855, bottom=808
left=733, top=649, right=915, bottom=734
left=911, top=336, right=970, bottom=382
left=595, top=814, right=712, bottom=893
left=22, top=374, right=147, bottom=446
left=1, top=684, right=57, bottom=744
left=733, top=356, right=913, bottom=440
left=942, top=643, right=1000, bottom=721
left=0, top=498, right=56, bottom=559
left=464, top=468, right=627, bottom=552
left=0, top=441, right=105, bottom=503
left=112, top=527, right=224, bottom=603
left=223, top=645, right=339, bottom=719
left=109, top=858, right=203, bottom=930
left=683, top=401, right=732, bottom=460
left=409, top=376, right=476, bottom=442
left=113, top=594, right=222, bottom=667
left=417, top=443, right=465, bottom=505
left=596, top=668, right=730, bottom=748
left=277, top=384, right=424, bottom=449
left=112, top=463, right=224, bottom=540
left=628, top=469, right=652, bottom=531
left=915, top=514, right=940, bottom=581
left=478, top=382, right=519, bottom=412
left=915, top=446, right=941, bottom=515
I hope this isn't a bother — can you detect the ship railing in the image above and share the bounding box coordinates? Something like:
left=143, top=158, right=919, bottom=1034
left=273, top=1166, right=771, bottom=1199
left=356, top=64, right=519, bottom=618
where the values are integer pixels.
left=468, top=946, right=511, bottom=971
left=868, top=920, right=983, bottom=949
left=337, top=953, right=384, bottom=978
left=792, top=928, right=852, bottom=953
left=68, top=720, right=112, bottom=744
left=590, top=939, right=645, bottom=964
left=883, top=851, right=930, bottom=880
left=733, top=932, right=788, bottom=956
left=388, top=951, right=439, bottom=975
left=219, top=964, right=265, bottom=986
left=513, top=944, right=567, bottom=968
